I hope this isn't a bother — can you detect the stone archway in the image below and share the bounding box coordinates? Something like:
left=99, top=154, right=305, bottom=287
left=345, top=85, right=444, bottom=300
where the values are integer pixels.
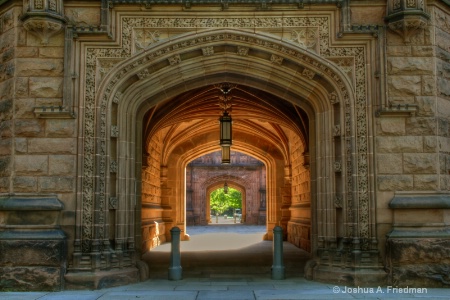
left=70, top=18, right=381, bottom=285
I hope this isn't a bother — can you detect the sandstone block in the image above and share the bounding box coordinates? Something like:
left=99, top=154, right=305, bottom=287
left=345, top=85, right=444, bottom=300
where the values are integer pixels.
left=39, top=47, right=64, bottom=58
left=387, top=57, right=434, bottom=75
left=376, top=136, right=423, bottom=153
left=15, top=47, right=38, bottom=58
left=0, top=119, right=12, bottom=137
left=439, top=137, right=450, bottom=153
left=16, top=59, right=63, bottom=77
left=376, top=118, right=405, bottom=135
left=437, top=60, right=450, bottom=79
left=14, top=155, right=48, bottom=175
left=49, top=155, right=75, bottom=176
left=39, top=177, right=74, bottom=193
left=0, top=267, right=61, bottom=291
left=14, top=98, right=35, bottom=119
left=27, top=31, right=64, bottom=47
left=29, top=77, right=63, bottom=98
left=406, top=117, right=437, bottom=135
left=411, top=46, right=434, bottom=57
left=0, top=138, right=11, bottom=155
left=437, top=97, right=450, bottom=118
left=377, top=154, right=403, bottom=174
left=0, top=177, right=8, bottom=192
left=413, top=175, right=439, bottom=190
left=378, top=175, right=413, bottom=191
left=15, top=138, right=27, bottom=154
left=388, top=76, right=422, bottom=97
left=403, top=153, right=437, bottom=174
left=387, top=46, right=412, bottom=56
left=15, top=77, right=29, bottom=98
left=46, top=119, right=76, bottom=137
left=424, top=136, right=437, bottom=152
left=65, top=7, right=101, bottom=25
left=0, top=80, right=13, bottom=100
left=14, top=119, right=45, bottom=137
left=421, top=76, right=436, bottom=96
left=28, top=138, right=76, bottom=154
left=438, top=118, right=449, bottom=137
left=0, top=47, right=14, bottom=63
left=415, top=97, right=436, bottom=117
left=13, top=176, right=37, bottom=192
left=438, top=77, right=450, bottom=98
left=35, top=98, right=62, bottom=107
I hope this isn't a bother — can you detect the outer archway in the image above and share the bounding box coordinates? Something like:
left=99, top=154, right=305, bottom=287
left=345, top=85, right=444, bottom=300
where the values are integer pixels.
left=72, top=24, right=381, bottom=287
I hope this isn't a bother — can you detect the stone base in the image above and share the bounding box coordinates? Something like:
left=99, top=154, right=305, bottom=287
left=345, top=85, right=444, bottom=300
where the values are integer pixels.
left=64, top=267, right=139, bottom=290
left=307, top=261, right=388, bottom=287
left=386, top=233, right=450, bottom=287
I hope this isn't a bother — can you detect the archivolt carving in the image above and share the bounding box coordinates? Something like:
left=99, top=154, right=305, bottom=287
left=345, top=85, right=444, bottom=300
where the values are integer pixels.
left=81, top=15, right=370, bottom=252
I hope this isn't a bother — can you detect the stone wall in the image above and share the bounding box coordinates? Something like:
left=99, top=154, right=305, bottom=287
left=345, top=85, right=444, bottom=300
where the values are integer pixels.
left=141, top=133, right=165, bottom=253
left=287, top=133, right=311, bottom=252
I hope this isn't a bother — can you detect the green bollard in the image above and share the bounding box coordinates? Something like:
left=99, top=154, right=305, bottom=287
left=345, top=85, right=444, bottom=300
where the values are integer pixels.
left=271, top=226, right=285, bottom=280
left=168, top=226, right=182, bottom=280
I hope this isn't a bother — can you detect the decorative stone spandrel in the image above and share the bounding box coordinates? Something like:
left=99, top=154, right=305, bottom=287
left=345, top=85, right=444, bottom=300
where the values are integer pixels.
left=29, top=77, right=63, bottom=98
left=14, top=155, right=48, bottom=175
left=377, top=175, right=414, bottom=191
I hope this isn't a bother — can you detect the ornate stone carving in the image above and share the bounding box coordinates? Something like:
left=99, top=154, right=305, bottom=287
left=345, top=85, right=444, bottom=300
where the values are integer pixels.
left=22, top=0, right=65, bottom=45
left=134, top=29, right=160, bottom=52
left=202, top=46, right=214, bottom=56
left=333, top=125, right=341, bottom=137
left=237, top=46, right=249, bottom=56
left=302, top=68, right=315, bottom=80
left=137, top=69, right=151, bottom=79
left=110, top=160, right=118, bottom=173
left=168, top=54, right=181, bottom=65
left=290, top=28, right=318, bottom=51
left=334, top=160, right=342, bottom=173
left=113, top=92, right=122, bottom=104
left=81, top=16, right=371, bottom=255
left=334, top=195, right=342, bottom=208
left=328, top=91, right=339, bottom=104
left=109, top=197, right=118, bottom=209
left=111, top=125, right=119, bottom=138
left=386, top=0, right=430, bottom=43
left=270, top=54, right=283, bottom=64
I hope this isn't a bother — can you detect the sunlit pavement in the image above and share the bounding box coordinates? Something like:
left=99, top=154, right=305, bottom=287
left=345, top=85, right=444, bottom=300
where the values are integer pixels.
left=1, top=225, right=448, bottom=299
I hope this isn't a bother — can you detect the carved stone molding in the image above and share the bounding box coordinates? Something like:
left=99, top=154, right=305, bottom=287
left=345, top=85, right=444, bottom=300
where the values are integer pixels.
left=21, top=0, right=66, bottom=45
left=385, top=0, right=430, bottom=43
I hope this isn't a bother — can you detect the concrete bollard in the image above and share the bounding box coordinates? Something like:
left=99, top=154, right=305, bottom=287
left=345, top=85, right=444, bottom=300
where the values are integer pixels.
left=271, top=226, right=285, bottom=280
left=168, top=226, right=182, bottom=280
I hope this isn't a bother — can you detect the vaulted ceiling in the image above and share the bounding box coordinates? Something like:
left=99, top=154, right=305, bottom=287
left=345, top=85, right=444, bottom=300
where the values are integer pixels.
left=142, top=84, right=309, bottom=164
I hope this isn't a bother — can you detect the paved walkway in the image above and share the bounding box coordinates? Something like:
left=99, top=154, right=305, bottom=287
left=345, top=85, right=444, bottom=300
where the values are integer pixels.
left=1, top=225, right=448, bottom=299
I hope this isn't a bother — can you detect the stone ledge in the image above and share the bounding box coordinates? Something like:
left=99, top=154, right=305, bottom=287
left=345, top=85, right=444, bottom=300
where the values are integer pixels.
left=389, top=193, right=450, bottom=209
left=0, top=194, right=64, bottom=211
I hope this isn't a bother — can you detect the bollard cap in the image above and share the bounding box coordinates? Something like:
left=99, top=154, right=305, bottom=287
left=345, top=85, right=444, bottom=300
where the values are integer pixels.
left=273, top=226, right=283, bottom=233
left=170, top=226, right=181, bottom=233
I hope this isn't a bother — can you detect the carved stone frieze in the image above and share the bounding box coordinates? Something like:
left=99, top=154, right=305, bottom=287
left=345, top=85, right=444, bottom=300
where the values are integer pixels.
left=270, top=54, right=283, bottom=64
left=168, top=54, right=181, bottom=65
left=109, top=197, right=118, bottom=209
left=110, top=160, right=118, bottom=173
left=329, top=91, right=339, bottom=104
left=137, top=69, right=151, bottom=79
left=290, top=28, right=319, bottom=52
left=333, top=125, right=341, bottom=137
left=237, top=46, right=249, bottom=56
left=113, top=92, right=123, bottom=104
left=111, top=125, right=119, bottom=138
left=334, top=161, right=342, bottom=173
left=302, top=68, right=315, bottom=80
left=81, top=15, right=371, bottom=253
left=202, top=46, right=214, bottom=56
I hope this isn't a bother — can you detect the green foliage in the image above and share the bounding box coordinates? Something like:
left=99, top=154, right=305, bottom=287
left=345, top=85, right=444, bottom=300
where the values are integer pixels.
left=210, top=187, right=242, bottom=215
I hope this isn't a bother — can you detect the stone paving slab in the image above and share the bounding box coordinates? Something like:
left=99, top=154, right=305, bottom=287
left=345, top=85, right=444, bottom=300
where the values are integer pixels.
left=197, top=290, right=256, bottom=300
left=37, top=291, right=104, bottom=300
left=97, top=290, right=198, bottom=300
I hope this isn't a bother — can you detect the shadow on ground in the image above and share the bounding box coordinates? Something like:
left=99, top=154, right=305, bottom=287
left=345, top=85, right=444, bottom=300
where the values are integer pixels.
left=141, top=225, right=311, bottom=279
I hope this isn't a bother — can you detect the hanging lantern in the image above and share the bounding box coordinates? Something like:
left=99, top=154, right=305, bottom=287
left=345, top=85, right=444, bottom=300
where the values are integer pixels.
left=224, top=182, right=228, bottom=194
left=221, top=145, right=231, bottom=164
left=219, top=111, right=232, bottom=164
